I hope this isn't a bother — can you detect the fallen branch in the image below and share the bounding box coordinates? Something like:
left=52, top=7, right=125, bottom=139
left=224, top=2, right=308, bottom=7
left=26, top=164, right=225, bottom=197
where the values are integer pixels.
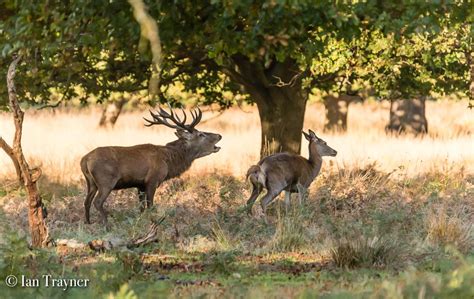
left=127, top=216, right=166, bottom=248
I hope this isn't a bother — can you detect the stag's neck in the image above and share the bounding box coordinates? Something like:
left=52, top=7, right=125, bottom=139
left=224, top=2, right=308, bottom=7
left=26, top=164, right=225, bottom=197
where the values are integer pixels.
left=307, top=143, right=323, bottom=178
left=164, top=140, right=198, bottom=179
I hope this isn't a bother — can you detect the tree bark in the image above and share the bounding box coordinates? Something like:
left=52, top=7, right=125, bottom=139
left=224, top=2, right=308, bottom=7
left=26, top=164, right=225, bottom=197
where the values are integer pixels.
left=323, top=94, right=361, bottom=132
left=386, top=98, right=428, bottom=134
left=226, top=57, right=308, bottom=158
left=251, top=85, right=307, bottom=158
left=467, top=48, right=474, bottom=108
left=98, top=97, right=127, bottom=127
left=2, top=56, right=49, bottom=248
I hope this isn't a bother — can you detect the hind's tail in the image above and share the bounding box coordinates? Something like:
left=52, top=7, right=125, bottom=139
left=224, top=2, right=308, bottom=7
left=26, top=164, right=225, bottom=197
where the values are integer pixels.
left=246, top=165, right=266, bottom=188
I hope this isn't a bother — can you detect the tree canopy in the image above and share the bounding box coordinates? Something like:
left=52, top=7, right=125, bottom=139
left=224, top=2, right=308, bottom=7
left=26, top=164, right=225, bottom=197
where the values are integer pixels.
left=1, top=0, right=471, bottom=155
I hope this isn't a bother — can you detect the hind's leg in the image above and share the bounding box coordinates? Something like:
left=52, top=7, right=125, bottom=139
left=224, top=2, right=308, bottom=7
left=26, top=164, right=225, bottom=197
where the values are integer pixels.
left=246, top=183, right=262, bottom=213
left=260, top=187, right=284, bottom=215
left=284, top=191, right=291, bottom=211
left=84, top=178, right=98, bottom=224
left=296, top=184, right=308, bottom=205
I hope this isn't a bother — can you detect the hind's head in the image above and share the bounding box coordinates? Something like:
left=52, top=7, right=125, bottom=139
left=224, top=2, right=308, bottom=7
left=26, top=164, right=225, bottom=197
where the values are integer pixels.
left=302, top=129, right=337, bottom=157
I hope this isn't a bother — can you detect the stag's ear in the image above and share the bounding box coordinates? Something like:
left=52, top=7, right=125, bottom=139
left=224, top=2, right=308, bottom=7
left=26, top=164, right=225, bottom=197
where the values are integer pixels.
left=302, top=131, right=311, bottom=141
left=175, top=129, right=193, bottom=140
left=308, top=129, right=317, bottom=139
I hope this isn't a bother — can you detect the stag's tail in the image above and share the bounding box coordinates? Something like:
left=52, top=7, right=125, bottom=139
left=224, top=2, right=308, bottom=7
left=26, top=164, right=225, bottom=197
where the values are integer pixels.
left=246, top=165, right=266, bottom=189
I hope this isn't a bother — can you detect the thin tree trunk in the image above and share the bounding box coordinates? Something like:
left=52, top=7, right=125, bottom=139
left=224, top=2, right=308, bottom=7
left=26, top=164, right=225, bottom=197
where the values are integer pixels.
left=2, top=56, right=49, bottom=248
left=386, top=98, right=428, bottom=134
left=467, top=48, right=474, bottom=108
left=98, top=97, right=127, bottom=127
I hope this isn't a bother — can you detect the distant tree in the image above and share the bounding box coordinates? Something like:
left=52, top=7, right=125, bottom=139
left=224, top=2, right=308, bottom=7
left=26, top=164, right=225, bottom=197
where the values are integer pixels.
left=365, top=18, right=472, bottom=134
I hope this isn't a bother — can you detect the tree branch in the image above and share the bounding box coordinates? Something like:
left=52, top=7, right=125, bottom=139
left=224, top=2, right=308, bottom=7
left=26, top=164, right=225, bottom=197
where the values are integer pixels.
left=0, top=137, right=23, bottom=184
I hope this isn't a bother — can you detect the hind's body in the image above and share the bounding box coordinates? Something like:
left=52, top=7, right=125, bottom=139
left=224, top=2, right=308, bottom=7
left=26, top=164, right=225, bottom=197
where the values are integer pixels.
left=246, top=130, right=337, bottom=214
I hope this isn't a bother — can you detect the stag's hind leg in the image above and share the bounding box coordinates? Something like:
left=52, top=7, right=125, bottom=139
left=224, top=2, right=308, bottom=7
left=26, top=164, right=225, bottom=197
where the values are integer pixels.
left=84, top=175, right=98, bottom=224
left=93, top=183, right=115, bottom=227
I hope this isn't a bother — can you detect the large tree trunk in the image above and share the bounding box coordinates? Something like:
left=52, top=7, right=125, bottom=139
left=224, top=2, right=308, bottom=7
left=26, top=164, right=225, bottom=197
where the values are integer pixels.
left=323, top=94, right=361, bottom=132
left=1, top=56, right=49, bottom=248
left=386, top=98, right=428, bottom=134
left=98, top=97, right=127, bottom=127
left=226, top=57, right=308, bottom=158
left=252, top=86, right=307, bottom=157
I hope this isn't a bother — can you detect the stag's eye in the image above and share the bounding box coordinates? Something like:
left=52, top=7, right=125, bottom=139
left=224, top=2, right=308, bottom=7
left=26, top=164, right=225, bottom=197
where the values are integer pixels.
left=198, top=132, right=205, bottom=137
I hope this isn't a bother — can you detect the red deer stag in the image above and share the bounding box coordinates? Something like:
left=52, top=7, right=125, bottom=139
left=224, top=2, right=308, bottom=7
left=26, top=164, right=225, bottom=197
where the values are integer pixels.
left=81, top=106, right=221, bottom=225
left=246, top=129, right=337, bottom=215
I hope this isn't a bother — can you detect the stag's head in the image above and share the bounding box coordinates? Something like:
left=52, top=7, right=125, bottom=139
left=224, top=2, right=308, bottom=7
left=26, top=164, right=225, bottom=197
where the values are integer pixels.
left=302, top=129, right=337, bottom=157
left=144, top=106, right=222, bottom=158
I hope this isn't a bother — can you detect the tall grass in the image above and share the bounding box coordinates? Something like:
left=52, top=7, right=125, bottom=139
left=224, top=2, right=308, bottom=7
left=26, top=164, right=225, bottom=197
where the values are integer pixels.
left=0, top=100, right=472, bottom=185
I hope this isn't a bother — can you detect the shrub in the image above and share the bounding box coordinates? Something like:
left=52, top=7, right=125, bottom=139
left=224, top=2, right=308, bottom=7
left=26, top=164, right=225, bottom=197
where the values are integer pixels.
left=330, top=235, right=401, bottom=269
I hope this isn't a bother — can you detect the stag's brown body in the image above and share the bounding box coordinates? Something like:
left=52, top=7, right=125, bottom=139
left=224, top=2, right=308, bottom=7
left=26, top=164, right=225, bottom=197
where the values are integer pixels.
left=246, top=130, right=337, bottom=214
left=81, top=107, right=221, bottom=225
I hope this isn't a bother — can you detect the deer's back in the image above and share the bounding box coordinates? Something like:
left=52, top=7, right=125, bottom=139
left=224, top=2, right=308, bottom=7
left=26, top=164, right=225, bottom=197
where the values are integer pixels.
left=259, top=153, right=313, bottom=190
left=81, top=144, right=168, bottom=183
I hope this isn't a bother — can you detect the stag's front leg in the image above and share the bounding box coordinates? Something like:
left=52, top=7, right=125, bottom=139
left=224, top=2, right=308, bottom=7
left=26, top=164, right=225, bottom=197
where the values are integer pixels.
left=138, top=188, right=146, bottom=212
left=145, top=181, right=162, bottom=209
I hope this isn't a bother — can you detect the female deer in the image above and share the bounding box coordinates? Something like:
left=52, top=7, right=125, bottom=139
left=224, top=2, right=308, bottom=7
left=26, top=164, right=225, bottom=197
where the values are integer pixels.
left=246, top=129, right=337, bottom=215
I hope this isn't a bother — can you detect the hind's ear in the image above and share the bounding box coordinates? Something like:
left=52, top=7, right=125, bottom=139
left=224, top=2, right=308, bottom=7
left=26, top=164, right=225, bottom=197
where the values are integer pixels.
left=308, top=129, right=317, bottom=138
left=175, top=129, right=193, bottom=140
left=302, top=131, right=311, bottom=141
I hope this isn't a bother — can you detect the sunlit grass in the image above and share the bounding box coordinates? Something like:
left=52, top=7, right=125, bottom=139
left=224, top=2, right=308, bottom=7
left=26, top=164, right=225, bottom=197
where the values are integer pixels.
left=0, top=100, right=472, bottom=185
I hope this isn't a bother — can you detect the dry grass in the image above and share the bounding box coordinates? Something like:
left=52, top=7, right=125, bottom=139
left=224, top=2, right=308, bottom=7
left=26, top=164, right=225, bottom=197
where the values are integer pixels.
left=0, top=100, right=473, bottom=185
left=0, top=99, right=473, bottom=298
left=426, top=207, right=473, bottom=253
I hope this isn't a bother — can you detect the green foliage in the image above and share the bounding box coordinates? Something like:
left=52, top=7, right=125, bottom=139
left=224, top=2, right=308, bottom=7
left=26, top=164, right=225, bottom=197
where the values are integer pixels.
left=0, top=0, right=150, bottom=108
left=206, top=250, right=238, bottom=275
left=1, top=0, right=470, bottom=111
left=107, top=284, right=138, bottom=299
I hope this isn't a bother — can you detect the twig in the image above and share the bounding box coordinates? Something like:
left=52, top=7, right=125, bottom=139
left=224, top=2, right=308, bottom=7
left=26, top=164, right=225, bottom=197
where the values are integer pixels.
left=270, top=72, right=303, bottom=87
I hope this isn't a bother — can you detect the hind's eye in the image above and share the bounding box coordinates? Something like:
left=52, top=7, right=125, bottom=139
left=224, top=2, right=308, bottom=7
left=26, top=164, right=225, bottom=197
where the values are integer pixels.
left=198, top=132, right=205, bottom=137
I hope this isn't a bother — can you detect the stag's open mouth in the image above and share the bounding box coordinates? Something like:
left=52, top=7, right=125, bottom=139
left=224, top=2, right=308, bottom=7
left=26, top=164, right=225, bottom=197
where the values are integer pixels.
left=212, top=135, right=222, bottom=153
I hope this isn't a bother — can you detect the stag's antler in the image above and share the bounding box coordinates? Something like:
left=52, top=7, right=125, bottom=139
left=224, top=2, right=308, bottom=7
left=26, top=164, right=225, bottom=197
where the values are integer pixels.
left=144, top=105, right=202, bottom=132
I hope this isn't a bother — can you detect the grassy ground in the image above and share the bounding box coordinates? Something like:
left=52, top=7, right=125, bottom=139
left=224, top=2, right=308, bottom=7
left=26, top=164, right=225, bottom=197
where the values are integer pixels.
left=0, top=100, right=473, bottom=298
